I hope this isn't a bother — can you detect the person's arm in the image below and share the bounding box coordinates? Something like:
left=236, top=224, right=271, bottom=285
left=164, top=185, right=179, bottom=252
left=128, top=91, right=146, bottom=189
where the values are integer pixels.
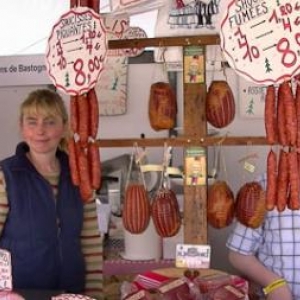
left=0, top=170, right=9, bottom=235
left=228, top=250, right=292, bottom=300
left=80, top=200, right=103, bottom=300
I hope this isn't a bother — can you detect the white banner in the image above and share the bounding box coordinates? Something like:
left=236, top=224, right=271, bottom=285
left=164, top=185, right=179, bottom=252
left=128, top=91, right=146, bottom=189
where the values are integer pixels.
left=0, top=54, right=51, bottom=87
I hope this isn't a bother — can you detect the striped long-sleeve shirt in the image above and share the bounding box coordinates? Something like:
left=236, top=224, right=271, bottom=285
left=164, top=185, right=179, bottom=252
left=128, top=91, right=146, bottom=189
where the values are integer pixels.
left=0, top=170, right=103, bottom=300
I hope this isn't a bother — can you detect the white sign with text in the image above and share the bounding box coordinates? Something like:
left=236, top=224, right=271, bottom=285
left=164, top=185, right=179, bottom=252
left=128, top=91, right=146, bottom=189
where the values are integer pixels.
left=176, top=244, right=211, bottom=269
left=220, top=0, right=300, bottom=85
left=0, top=249, right=12, bottom=291
left=0, top=55, right=50, bottom=87
left=46, top=6, right=107, bottom=95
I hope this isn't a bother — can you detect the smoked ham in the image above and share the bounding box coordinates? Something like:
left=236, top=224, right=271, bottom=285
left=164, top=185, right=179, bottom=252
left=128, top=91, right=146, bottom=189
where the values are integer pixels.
left=206, top=80, right=235, bottom=128
left=151, top=188, right=181, bottom=238
left=235, top=181, right=266, bottom=229
left=148, top=82, right=177, bottom=131
left=207, top=181, right=234, bottom=229
left=122, top=184, right=151, bottom=234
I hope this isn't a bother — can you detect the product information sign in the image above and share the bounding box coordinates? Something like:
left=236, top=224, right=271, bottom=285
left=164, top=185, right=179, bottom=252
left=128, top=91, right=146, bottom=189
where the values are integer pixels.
left=220, top=0, right=300, bottom=85
left=121, top=26, right=147, bottom=57
left=176, top=244, right=211, bottom=269
left=184, top=147, right=206, bottom=186
left=46, top=6, right=107, bottom=95
left=0, top=249, right=12, bottom=290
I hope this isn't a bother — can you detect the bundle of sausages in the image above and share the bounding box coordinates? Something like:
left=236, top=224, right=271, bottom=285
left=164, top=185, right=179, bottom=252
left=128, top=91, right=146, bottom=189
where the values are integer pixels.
left=264, top=80, right=300, bottom=211
left=68, top=90, right=102, bottom=202
left=68, top=0, right=101, bottom=202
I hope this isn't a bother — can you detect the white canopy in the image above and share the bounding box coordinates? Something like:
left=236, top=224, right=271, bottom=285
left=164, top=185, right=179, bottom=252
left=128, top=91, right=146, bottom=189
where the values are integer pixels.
left=0, top=0, right=115, bottom=56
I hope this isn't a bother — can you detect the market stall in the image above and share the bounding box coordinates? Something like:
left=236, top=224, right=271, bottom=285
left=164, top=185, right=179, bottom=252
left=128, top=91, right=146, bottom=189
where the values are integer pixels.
left=1, top=0, right=300, bottom=299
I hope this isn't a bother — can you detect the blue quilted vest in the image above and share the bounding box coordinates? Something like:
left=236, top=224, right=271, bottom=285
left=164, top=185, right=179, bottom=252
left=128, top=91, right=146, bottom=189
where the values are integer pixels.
left=0, top=143, right=85, bottom=293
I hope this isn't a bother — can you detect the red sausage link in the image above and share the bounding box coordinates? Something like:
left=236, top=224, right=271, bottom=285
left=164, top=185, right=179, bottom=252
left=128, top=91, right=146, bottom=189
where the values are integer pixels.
left=264, top=85, right=277, bottom=145
left=88, top=142, right=102, bottom=190
left=266, top=149, right=277, bottom=211
left=87, top=88, right=99, bottom=139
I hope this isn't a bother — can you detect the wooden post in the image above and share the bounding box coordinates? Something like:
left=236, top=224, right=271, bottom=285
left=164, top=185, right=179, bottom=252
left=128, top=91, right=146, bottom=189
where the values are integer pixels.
left=183, top=46, right=208, bottom=244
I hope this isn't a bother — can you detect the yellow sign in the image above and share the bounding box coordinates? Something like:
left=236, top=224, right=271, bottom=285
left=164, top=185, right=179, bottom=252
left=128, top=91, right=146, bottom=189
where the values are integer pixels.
left=183, top=46, right=204, bottom=84
left=185, top=147, right=206, bottom=186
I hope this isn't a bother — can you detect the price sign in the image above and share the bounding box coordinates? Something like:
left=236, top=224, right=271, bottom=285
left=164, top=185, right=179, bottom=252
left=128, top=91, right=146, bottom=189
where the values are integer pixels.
left=220, top=0, right=300, bottom=85
left=121, top=27, right=147, bottom=57
left=46, top=7, right=107, bottom=95
left=176, top=244, right=211, bottom=269
left=0, top=249, right=12, bottom=291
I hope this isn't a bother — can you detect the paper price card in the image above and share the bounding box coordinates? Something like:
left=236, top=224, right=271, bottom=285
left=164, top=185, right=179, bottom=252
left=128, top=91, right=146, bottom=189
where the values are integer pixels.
left=220, top=0, right=300, bottom=85
left=46, top=6, right=107, bottom=95
left=176, top=244, right=211, bottom=269
left=0, top=249, right=12, bottom=291
left=121, top=27, right=147, bottom=57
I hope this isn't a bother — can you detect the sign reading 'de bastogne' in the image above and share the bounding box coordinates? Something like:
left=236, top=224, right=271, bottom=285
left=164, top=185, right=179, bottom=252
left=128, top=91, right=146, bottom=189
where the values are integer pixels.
left=46, top=6, right=107, bottom=95
left=220, top=0, right=300, bottom=85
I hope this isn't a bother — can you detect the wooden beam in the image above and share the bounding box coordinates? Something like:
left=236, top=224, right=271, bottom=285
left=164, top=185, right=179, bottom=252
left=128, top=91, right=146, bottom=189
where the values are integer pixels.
left=108, top=35, right=220, bottom=49
left=95, top=136, right=268, bottom=148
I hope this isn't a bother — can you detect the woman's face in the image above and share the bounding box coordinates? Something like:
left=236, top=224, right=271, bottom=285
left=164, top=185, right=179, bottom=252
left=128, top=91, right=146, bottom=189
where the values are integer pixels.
left=20, top=113, right=66, bottom=155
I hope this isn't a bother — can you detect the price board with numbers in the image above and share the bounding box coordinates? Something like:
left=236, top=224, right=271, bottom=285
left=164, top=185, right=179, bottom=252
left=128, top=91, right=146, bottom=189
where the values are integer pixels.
left=220, top=0, right=300, bottom=85
left=46, top=6, right=107, bottom=95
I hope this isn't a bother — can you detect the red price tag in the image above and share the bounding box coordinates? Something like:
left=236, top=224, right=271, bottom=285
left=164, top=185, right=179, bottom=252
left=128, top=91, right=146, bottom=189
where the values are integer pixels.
left=46, top=7, right=107, bottom=95
left=220, top=0, right=300, bottom=85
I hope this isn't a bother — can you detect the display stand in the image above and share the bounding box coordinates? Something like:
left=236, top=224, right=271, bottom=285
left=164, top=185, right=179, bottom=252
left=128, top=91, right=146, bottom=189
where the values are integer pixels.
left=101, top=35, right=266, bottom=299
left=103, top=34, right=267, bottom=244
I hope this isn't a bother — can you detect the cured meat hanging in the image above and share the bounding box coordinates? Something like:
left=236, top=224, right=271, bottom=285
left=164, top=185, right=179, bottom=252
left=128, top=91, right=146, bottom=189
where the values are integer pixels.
left=287, top=150, right=300, bottom=210
left=206, top=80, right=235, bottom=129
left=151, top=188, right=181, bottom=237
left=263, top=80, right=300, bottom=212
left=151, top=146, right=181, bottom=238
left=280, top=81, right=297, bottom=147
left=265, top=149, right=277, bottom=211
left=68, top=0, right=102, bottom=202
left=122, top=183, right=151, bottom=234
left=148, top=82, right=177, bottom=131
left=207, top=180, right=235, bottom=229
left=264, top=85, right=277, bottom=145
left=235, top=181, right=266, bottom=229
left=276, top=149, right=289, bottom=212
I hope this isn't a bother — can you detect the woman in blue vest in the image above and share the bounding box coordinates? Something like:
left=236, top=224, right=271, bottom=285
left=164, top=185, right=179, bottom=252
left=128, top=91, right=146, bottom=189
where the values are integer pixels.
left=0, top=89, right=85, bottom=293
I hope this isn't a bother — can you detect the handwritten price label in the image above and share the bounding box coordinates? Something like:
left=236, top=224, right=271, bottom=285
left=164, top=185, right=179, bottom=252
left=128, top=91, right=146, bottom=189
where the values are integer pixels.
left=46, top=7, right=107, bottom=95
left=121, top=27, right=147, bottom=57
left=0, top=249, right=12, bottom=291
left=176, top=244, right=211, bottom=269
left=220, top=0, right=300, bottom=85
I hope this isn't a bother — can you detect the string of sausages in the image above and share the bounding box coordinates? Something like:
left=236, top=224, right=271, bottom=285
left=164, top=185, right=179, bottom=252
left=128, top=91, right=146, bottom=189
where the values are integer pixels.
left=265, top=79, right=300, bottom=211
left=68, top=0, right=102, bottom=202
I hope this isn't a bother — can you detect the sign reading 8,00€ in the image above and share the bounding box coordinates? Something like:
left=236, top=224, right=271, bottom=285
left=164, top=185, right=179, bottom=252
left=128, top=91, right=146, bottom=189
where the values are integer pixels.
left=46, top=6, right=107, bottom=95
left=220, top=0, right=300, bottom=85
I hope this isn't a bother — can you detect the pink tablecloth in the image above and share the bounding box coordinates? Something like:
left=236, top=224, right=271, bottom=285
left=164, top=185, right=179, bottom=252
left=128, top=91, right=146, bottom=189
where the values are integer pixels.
left=103, top=259, right=175, bottom=275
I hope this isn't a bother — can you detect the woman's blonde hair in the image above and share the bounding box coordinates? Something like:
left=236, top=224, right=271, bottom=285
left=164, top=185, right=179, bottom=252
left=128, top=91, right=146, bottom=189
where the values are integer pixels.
left=20, top=88, right=70, bottom=151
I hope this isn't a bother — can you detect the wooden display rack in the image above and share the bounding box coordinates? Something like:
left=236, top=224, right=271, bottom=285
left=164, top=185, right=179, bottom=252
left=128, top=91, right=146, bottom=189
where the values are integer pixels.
left=100, top=34, right=268, bottom=245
